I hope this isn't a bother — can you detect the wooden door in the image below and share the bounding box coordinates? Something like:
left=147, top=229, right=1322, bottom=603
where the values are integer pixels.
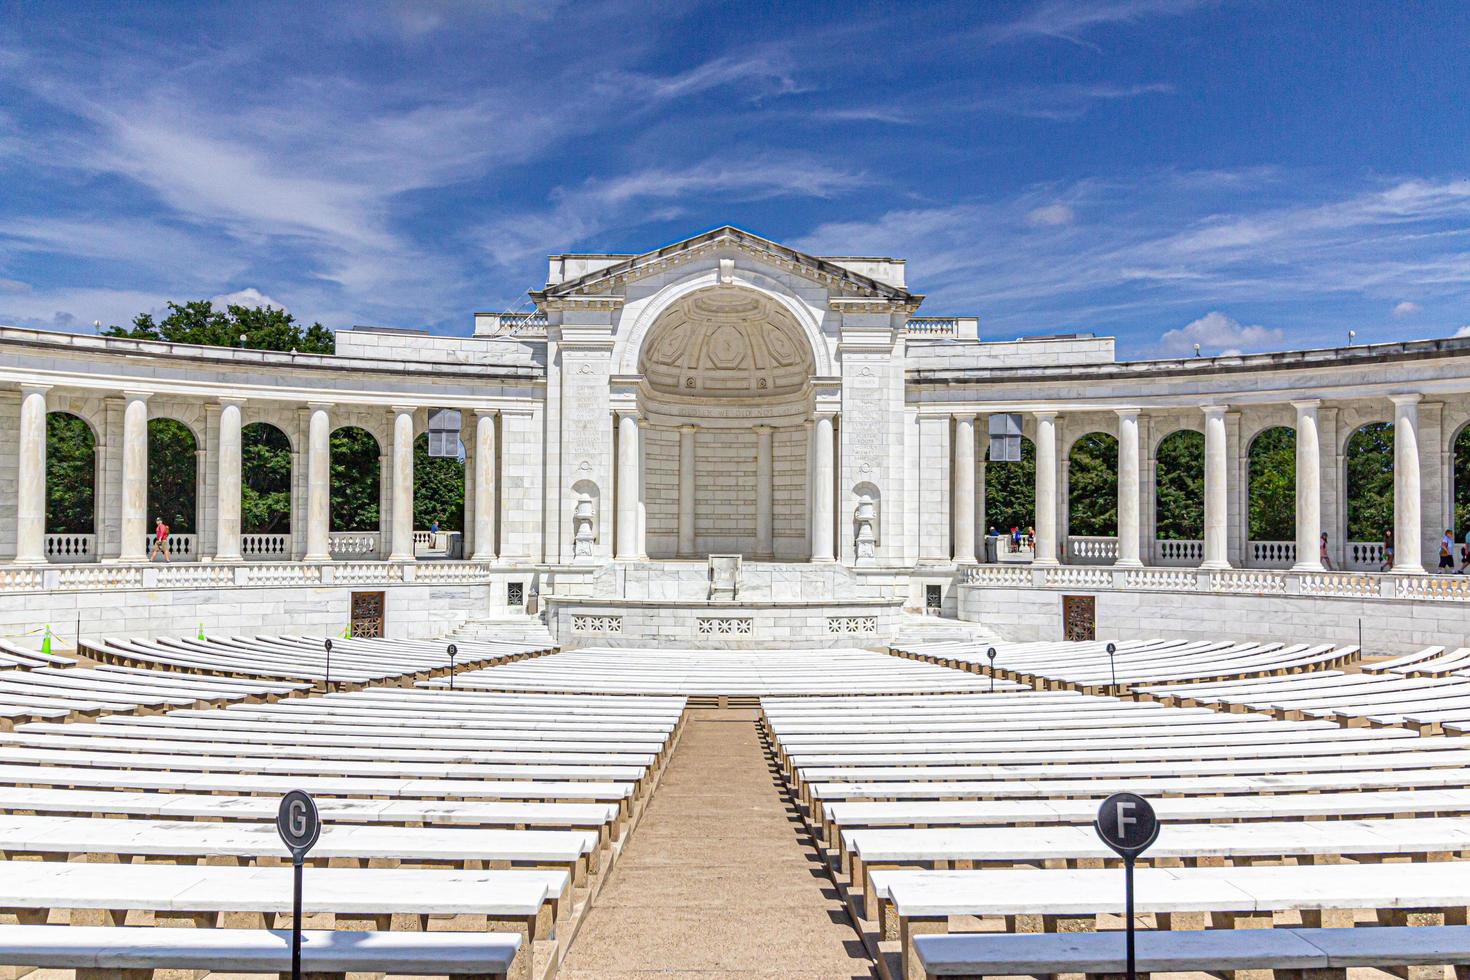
left=1063, top=595, right=1095, bottom=642
left=351, top=591, right=385, bottom=638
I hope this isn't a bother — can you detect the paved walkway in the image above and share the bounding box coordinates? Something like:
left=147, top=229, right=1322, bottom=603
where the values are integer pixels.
left=559, top=708, right=874, bottom=980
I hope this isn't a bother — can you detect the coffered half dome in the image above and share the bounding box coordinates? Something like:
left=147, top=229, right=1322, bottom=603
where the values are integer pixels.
left=638, top=287, right=815, bottom=398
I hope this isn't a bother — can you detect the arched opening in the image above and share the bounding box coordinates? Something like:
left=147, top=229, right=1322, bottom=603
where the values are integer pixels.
left=330, top=426, right=380, bottom=557
left=241, top=422, right=291, bottom=559
left=1247, top=426, right=1296, bottom=566
left=1455, top=424, right=1470, bottom=543
left=44, top=412, right=96, bottom=561
left=636, top=286, right=817, bottom=560
left=414, top=430, right=464, bottom=557
left=985, top=435, right=1034, bottom=561
left=147, top=418, right=197, bottom=560
left=1068, top=431, right=1118, bottom=542
left=1345, top=421, right=1394, bottom=569
left=1155, top=429, right=1204, bottom=564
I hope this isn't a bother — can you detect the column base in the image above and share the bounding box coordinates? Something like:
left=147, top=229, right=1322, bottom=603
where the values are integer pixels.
left=388, top=553, right=417, bottom=563
left=303, top=554, right=332, bottom=563
left=1114, top=558, right=1143, bottom=568
left=11, top=557, right=47, bottom=567
left=809, top=556, right=838, bottom=564
left=1031, top=558, right=1059, bottom=567
left=1391, top=564, right=1428, bottom=576
left=953, top=554, right=978, bottom=565
left=470, top=552, right=498, bottom=562
left=1199, top=560, right=1232, bottom=570
left=1291, top=561, right=1325, bottom=573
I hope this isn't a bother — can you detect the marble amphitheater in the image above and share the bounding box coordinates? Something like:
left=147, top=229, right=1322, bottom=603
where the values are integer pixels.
left=2, top=225, right=1470, bottom=978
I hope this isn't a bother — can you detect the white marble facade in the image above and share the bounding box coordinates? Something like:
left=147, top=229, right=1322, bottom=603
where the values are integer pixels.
left=6, top=226, right=1470, bottom=643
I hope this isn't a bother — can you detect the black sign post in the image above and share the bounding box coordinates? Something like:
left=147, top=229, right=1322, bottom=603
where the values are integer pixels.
left=277, top=790, right=322, bottom=980
left=985, top=646, right=997, bottom=693
left=447, top=643, right=458, bottom=690
left=1094, top=792, right=1159, bottom=980
left=1106, top=642, right=1118, bottom=693
left=323, top=638, right=332, bottom=691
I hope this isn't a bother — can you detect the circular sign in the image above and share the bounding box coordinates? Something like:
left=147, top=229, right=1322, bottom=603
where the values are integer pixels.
left=1106, top=642, right=1117, bottom=655
left=447, top=643, right=457, bottom=659
left=276, top=790, right=321, bottom=860
left=323, top=638, right=332, bottom=653
left=986, top=647, right=997, bottom=661
left=1094, top=792, right=1159, bottom=859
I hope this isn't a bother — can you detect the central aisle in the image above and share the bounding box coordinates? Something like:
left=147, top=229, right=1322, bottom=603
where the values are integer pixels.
left=559, top=708, right=875, bottom=979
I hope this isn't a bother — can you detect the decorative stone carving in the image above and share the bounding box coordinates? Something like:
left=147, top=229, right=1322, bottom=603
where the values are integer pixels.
left=572, top=492, right=596, bottom=560
left=854, top=495, right=878, bottom=562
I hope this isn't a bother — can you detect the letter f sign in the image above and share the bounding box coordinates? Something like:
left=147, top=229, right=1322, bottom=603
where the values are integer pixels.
left=1116, top=800, right=1136, bottom=841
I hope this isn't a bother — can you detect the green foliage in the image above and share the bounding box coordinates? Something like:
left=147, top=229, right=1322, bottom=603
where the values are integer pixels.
left=1156, top=429, right=1204, bottom=539
left=1068, top=432, right=1118, bottom=536
left=104, top=300, right=334, bottom=353
left=1346, top=422, right=1394, bottom=541
left=1248, top=426, right=1296, bottom=540
left=331, top=427, right=380, bottom=531
left=147, top=419, right=196, bottom=533
left=984, top=436, right=1035, bottom=534
left=1457, top=428, right=1470, bottom=537
left=414, top=433, right=465, bottom=531
left=241, top=423, right=291, bottom=533
left=45, top=413, right=95, bottom=533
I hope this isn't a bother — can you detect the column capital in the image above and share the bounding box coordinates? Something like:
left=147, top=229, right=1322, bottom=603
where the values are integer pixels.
left=390, top=404, right=417, bottom=416
left=951, top=412, right=977, bottom=423
left=1113, top=407, right=1141, bottom=420
left=1389, top=392, right=1423, bottom=407
left=1290, top=399, right=1321, bottom=411
left=1033, top=409, right=1059, bottom=421
left=306, top=401, right=334, bottom=411
left=217, top=396, right=247, bottom=409
left=1201, top=404, right=1229, bottom=417
left=474, top=407, right=499, bottom=418
left=677, top=423, right=698, bottom=434
left=753, top=424, right=773, bottom=435
left=18, top=383, right=52, bottom=396
left=122, top=389, right=153, bottom=403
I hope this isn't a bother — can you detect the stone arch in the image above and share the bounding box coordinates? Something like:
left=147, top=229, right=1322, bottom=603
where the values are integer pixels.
left=1345, top=421, right=1394, bottom=545
left=414, top=430, right=464, bottom=532
left=1068, top=432, right=1118, bottom=537
left=1155, top=429, right=1204, bottom=540
left=1454, top=421, right=1470, bottom=537
left=147, top=417, right=197, bottom=538
left=45, top=411, right=96, bottom=541
left=330, top=425, right=381, bottom=533
left=1247, top=425, right=1296, bottom=542
left=614, top=269, right=834, bottom=378
left=242, top=422, right=291, bottom=534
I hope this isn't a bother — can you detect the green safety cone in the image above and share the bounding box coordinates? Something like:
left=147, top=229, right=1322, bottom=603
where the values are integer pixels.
left=198, top=623, right=205, bottom=641
left=40, top=626, right=51, bottom=655
left=342, top=624, right=351, bottom=638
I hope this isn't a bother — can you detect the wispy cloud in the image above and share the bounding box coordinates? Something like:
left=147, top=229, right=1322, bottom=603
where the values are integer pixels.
left=989, top=0, right=1213, bottom=47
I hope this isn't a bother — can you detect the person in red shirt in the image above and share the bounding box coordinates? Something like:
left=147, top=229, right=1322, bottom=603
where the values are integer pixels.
left=150, top=517, right=171, bottom=562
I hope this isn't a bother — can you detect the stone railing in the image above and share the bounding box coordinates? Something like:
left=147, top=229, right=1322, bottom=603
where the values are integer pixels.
left=44, top=534, right=95, bottom=563
left=962, top=562, right=1470, bottom=604
left=140, top=533, right=196, bottom=560
left=1249, top=540, right=1297, bottom=568
left=241, top=534, right=291, bottom=560
left=1066, top=535, right=1118, bottom=565
left=1154, top=539, right=1203, bottom=566
left=0, top=560, right=504, bottom=594
left=1347, top=540, right=1388, bottom=570
left=905, top=316, right=979, bottom=340
left=329, top=532, right=380, bottom=558
left=487, top=312, right=548, bottom=337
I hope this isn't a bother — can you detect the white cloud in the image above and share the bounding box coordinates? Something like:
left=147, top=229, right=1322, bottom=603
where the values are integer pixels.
left=1392, top=301, right=1422, bottom=318
left=210, top=288, right=288, bottom=313
left=989, top=0, right=1210, bottom=46
left=1158, top=311, right=1284, bottom=356
left=1455, top=325, right=1470, bottom=338
left=1027, top=204, right=1076, bottom=227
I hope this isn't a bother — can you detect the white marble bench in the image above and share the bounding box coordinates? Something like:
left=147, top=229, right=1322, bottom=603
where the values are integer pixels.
left=0, top=924, right=519, bottom=980
left=913, top=925, right=1470, bottom=980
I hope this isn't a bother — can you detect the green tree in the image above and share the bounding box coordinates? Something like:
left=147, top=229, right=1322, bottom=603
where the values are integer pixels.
left=105, top=300, right=334, bottom=353
left=241, top=422, right=291, bottom=533
left=1068, top=433, right=1118, bottom=536
left=1248, top=426, right=1296, bottom=540
left=1346, top=422, right=1394, bottom=542
left=45, top=412, right=95, bottom=533
left=984, top=436, right=1035, bottom=535
left=331, top=427, right=380, bottom=531
left=1457, top=427, right=1470, bottom=537
left=414, top=433, right=464, bottom=532
left=147, top=419, right=196, bottom=533
left=1156, top=429, right=1204, bottom=539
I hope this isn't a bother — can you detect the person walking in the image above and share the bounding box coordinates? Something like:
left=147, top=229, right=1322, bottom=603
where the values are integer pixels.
left=1440, top=529, right=1456, bottom=571
left=1319, top=532, right=1334, bottom=571
left=150, top=516, right=171, bottom=562
left=1379, top=529, right=1394, bottom=572
left=1460, top=526, right=1470, bottom=574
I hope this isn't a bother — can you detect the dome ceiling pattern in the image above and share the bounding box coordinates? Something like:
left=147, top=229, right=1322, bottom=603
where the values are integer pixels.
left=639, top=288, right=815, bottom=398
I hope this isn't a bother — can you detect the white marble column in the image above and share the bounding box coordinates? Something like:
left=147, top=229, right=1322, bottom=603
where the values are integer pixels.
left=1291, top=400, right=1323, bottom=571
left=1392, top=393, right=1424, bottom=573
left=389, top=406, right=416, bottom=561
left=1115, top=409, right=1142, bottom=567
left=953, top=414, right=977, bottom=563
left=14, top=384, right=50, bottom=564
left=471, top=410, right=497, bottom=561
left=755, top=424, right=774, bottom=559
left=304, top=403, right=331, bottom=562
left=677, top=424, right=697, bottom=557
left=1202, top=405, right=1230, bottom=569
left=215, top=398, right=244, bottom=562
left=118, top=391, right=150, bottom=562
left=615, top=411, right=644, bottom=559
left=811, top=413, right=836, bottom=562
left=1033, top=412, right=1059, bottom=566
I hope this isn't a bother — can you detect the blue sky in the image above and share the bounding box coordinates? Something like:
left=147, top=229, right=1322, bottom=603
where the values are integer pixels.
left=1, top=0, right=1468, bottom=358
